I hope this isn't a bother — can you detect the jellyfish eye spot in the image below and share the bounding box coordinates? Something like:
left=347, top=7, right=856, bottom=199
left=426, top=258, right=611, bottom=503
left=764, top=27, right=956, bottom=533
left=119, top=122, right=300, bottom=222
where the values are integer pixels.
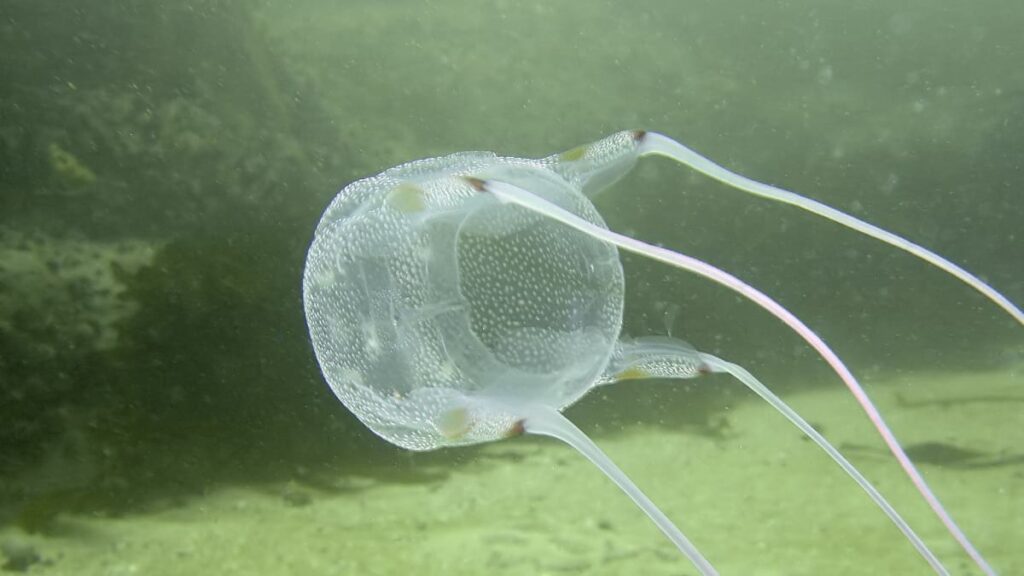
left=559, top=145, right=588, bottom=162
left=614, top=367, right=650, bottom=381
left=387, top=182, right=426, bottom=213
left=436, top=407, right=472, bottom=439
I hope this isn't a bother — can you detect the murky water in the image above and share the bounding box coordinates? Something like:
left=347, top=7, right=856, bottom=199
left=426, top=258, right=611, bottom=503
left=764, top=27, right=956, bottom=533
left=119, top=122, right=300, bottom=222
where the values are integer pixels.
left=1, top=1, right=1021, bottom=574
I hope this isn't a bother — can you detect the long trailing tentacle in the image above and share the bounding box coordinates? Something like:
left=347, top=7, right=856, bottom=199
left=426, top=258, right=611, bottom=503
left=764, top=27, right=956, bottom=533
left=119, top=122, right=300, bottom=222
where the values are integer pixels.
left=637, top=130, right=1023, bottom=327
left=521, top=404, right=719, bottom=576
left=597, top=336, right=950, bottom=574
left=697, top=351, right=950, bottom=575
left=547, top=129, right=1021, bottom=326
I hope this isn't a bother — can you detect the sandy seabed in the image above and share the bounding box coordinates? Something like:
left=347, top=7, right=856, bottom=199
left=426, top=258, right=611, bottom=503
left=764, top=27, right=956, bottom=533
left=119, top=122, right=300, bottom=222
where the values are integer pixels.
left=3, top=368, right=1021, bottom=576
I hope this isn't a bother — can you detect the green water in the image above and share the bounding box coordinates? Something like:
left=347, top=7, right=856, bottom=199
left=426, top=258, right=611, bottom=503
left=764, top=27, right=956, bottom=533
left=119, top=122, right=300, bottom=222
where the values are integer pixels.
left=0, top=1, right=1021, bottom=574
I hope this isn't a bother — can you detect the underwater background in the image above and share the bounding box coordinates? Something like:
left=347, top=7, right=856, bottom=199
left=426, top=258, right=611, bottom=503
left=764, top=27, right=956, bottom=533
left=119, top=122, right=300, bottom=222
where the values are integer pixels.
left=1, top=0, right=1021, bottom=574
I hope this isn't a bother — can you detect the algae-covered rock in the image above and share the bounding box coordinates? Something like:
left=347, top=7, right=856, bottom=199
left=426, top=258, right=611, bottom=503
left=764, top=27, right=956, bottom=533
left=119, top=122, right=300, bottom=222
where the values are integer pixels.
left=0, top=0, right=356, bottom=519
left=89, top=225, right=375, bottom=491
left=0, top=229, right=153, bottom=471
left=47, top=143, right=97, bottom=188
left=0, top=0, right=343, bottom=239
